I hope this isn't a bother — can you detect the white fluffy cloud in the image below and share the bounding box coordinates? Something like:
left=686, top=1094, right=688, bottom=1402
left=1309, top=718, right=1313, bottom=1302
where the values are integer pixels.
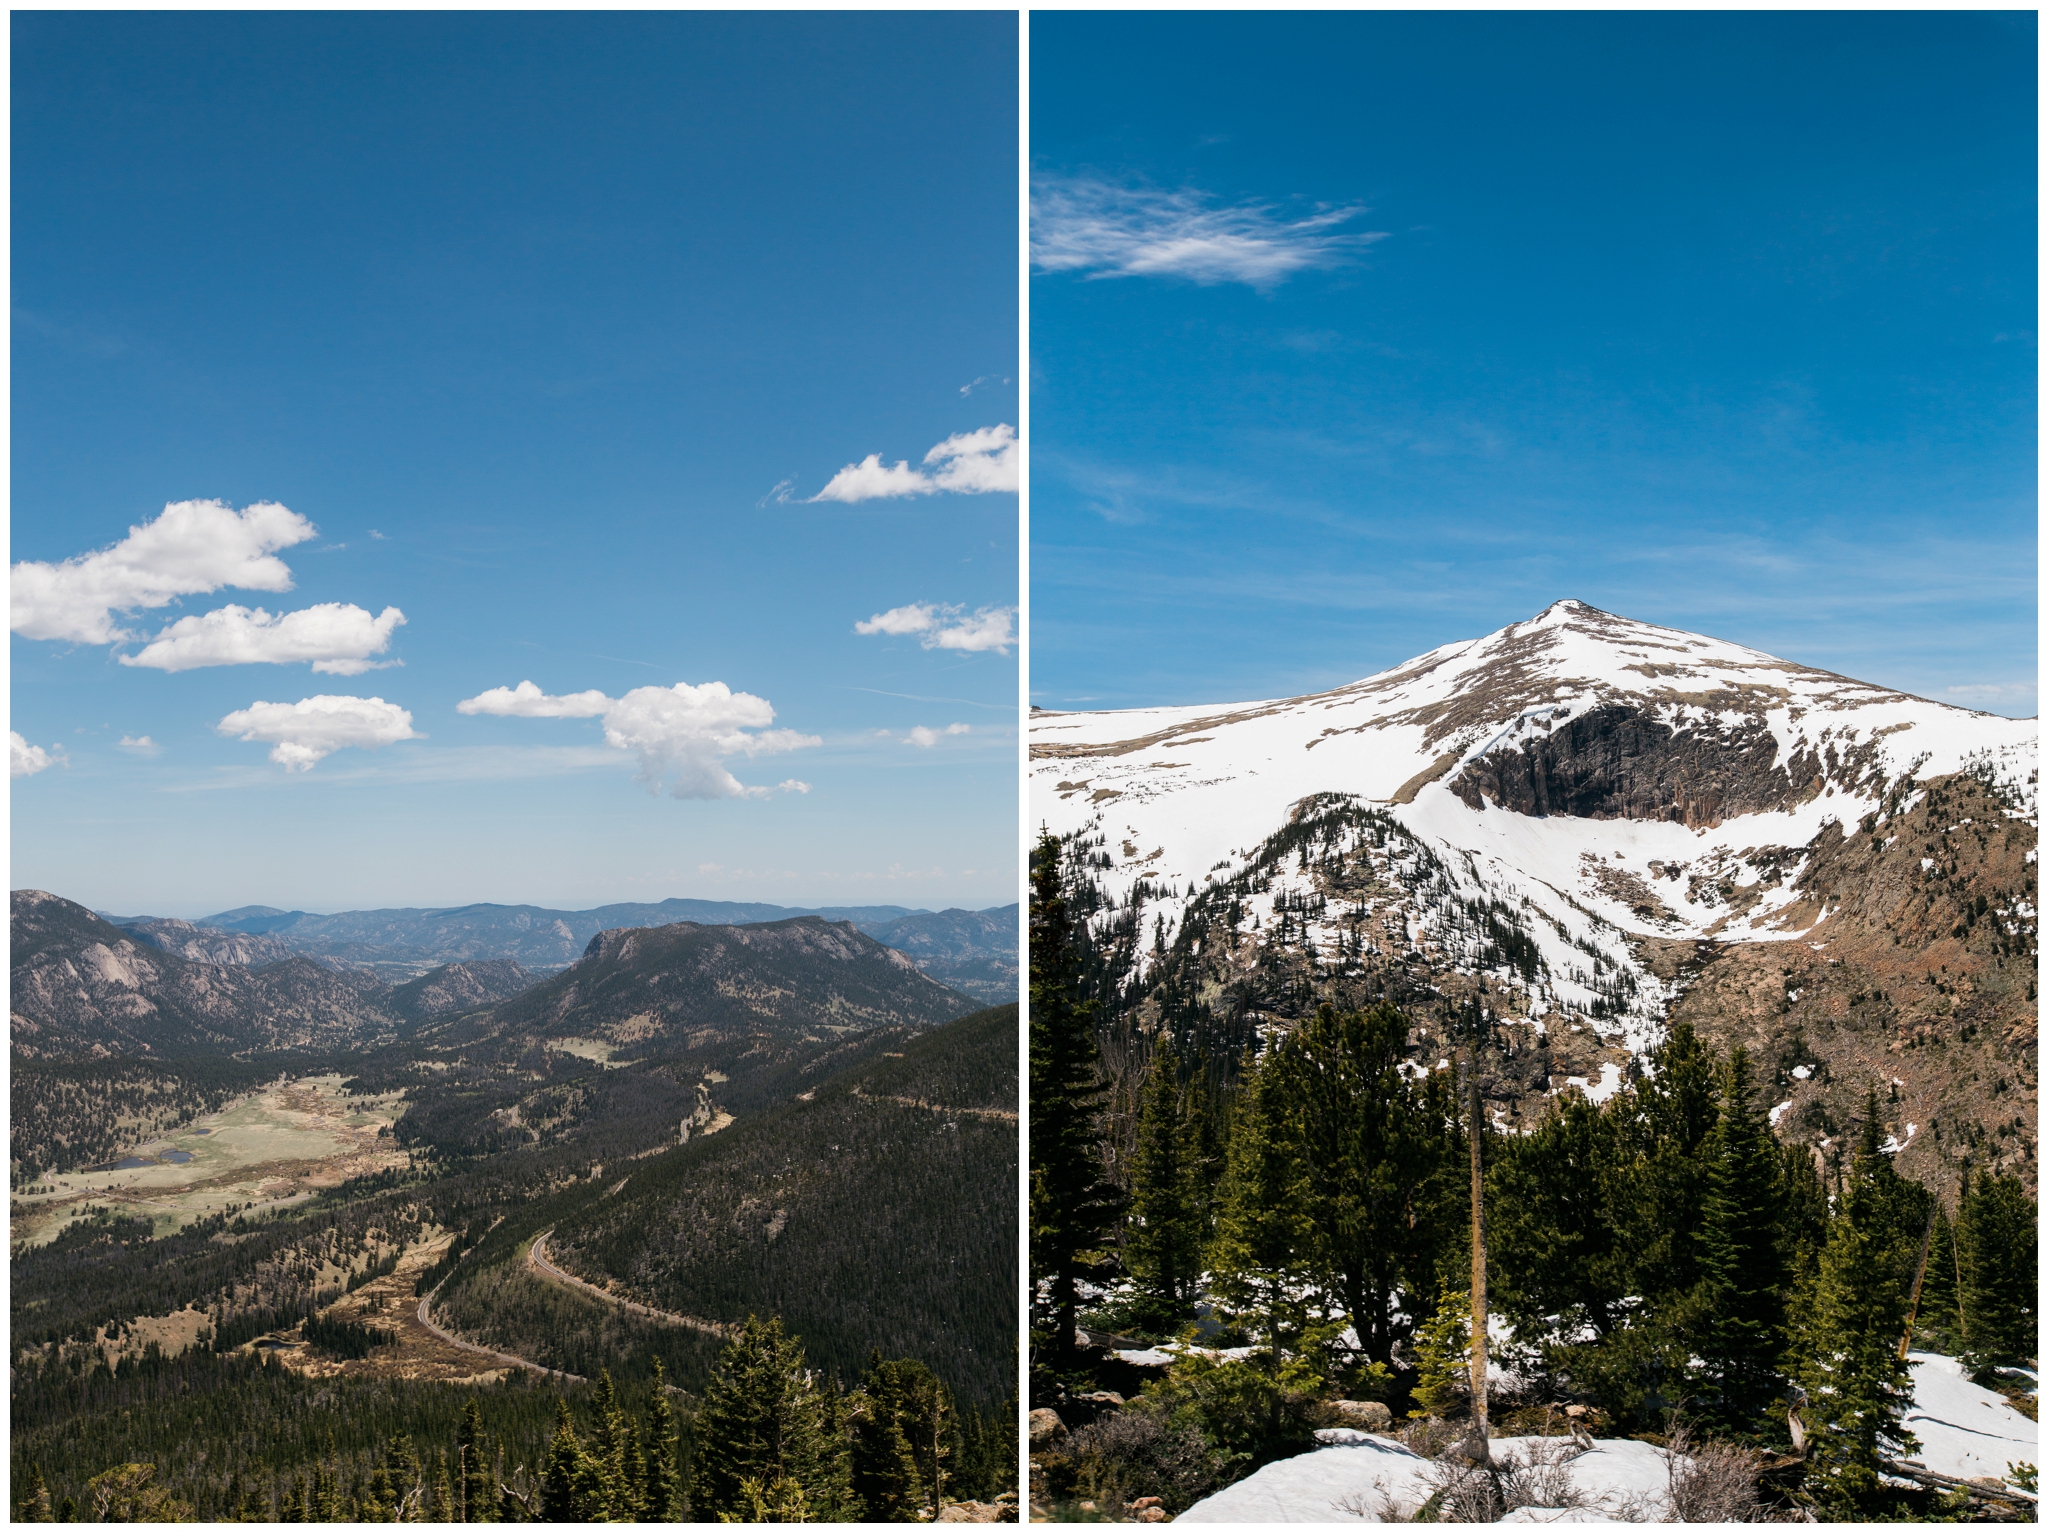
left=1032, top=176, right=1383, bottom=289
left=854, top=602, right=1016, bottom=655
left=11, top=499, right=316, bottom=644
left=216, top=695, right=421, bottom=772
left=117, top=735, right=161, bottom=756
left=459, top=679, right=820, bottom=800
left=905, top=723, right=971, bottom=748
left=118, top=602, right=407, bottom=674
left=11, top=732, right=61, bottom=778
left=810, top=424, right=1017, bottom=502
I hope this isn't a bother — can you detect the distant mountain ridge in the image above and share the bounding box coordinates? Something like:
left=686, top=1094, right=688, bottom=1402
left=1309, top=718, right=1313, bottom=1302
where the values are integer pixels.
left=436, top=915, right=975, bottom=1056
left=96, top=895, right=1019, bottom=1003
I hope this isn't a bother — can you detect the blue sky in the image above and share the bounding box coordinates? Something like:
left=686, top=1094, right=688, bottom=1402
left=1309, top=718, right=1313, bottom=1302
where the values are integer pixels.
left=1030, top=12, right=2036, bottom=716
left=11, top=12, right=1019, bottom=917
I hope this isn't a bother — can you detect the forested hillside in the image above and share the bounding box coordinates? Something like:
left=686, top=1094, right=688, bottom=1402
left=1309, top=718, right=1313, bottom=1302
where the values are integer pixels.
left=435, top=1005, right=1019, bottom=1405
left=1029, top=830, right=2037, bottom=1522
left=12, top=881, right=1018, bottom=1522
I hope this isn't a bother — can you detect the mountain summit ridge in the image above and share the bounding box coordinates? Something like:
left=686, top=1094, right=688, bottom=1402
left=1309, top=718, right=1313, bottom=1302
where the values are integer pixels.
left=1033, top=601, right=2037, bottom=1183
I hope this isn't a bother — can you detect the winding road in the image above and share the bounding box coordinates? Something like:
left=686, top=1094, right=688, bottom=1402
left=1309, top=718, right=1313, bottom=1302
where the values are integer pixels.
left=413, top=1233, right=584, bottom=1383
left=528, top=1231, right=730, bottom=1340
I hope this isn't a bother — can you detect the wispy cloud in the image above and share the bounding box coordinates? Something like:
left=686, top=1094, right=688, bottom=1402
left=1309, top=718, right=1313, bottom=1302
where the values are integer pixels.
left=904, top=723, right=971, bottom=748
left=959, top=375, right=1010, bottom=397
left=458, top=679, right=818, bottom=800
left=807, top=425, right=1017, bottom=503
left=117, top=734, right=161, bottom=757
left=1032, top=175, right=1384, bottom=290
left=854, top=602, right=1016, bottom=655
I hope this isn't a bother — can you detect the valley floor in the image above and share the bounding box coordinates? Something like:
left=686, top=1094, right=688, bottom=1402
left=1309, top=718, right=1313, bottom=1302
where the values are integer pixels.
left=9, top=1074, right=409, bottom=1249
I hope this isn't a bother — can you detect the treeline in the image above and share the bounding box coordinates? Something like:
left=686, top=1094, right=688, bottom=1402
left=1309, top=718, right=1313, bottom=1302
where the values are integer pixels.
left=11, top=1320, right=1014, bottom=1521
left=1028, top=831, right=2038, bottom=1522
left=10, top=1054, right=285, bottom=1185
left=435, top=1007, right=1018, bottom=1407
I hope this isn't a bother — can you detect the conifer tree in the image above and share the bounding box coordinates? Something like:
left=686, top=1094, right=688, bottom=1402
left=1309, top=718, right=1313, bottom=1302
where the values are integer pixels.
left=1274, top=1002, right=1438, bottom=1366
left=541, top=1402, right=590, bottom=1521
left=1696, top=1046, right=1786, bottom=1430
left=589, top=1369, right=634, bottom=1519
left=1958, top=1169, right=2038, bottom=1377
left=851, top=1352, right=926, bottom=1521
left=431, top=1453, right=455, bottom=1523
left=1030, top=830, right=1123, bottom=1360
left=1615, top=1020, right=1720, bottom=1301
left=645, top=1358, right=687, bottom=1521
left=460, top=1397, right=496, bottom=1523
left=1126, top=1038, right=1208, bottom=1327
left=692, top=1315, right=847, bottom=1522
left=1792, top=1100, right=1919, bottom=1517
left=15, top=1463, right=54, bottom=1522
left=1913, top=1197, right=1962, bottom=1355
left=1208, top=1049, right=1314, bottom=1369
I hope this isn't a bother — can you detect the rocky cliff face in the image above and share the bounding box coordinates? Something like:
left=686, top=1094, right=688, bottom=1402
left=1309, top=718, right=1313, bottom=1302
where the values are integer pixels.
left=10, top=891, right=397, bottom=1058
left=1032, top=600, right=2038, bottom=1186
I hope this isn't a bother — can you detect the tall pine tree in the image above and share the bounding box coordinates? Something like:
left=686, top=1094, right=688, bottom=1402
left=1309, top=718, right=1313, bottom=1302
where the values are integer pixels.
left=1958, top=1168, right=2038, bottom=1378
left=1208, top=1048, right=1314, bottom=1370
left=1273, top=1001, right=1440, bottom=1367
left=1792, top=1098, right=1919, bottom=1518
left=691, top=1315, right=850, bottom=1522
left=1695, top=1046, right=1787, bottom=1433
left=1126, top=1038, right=1210, bottom=1329
left=1029, top=830, right=1123, bottom=1360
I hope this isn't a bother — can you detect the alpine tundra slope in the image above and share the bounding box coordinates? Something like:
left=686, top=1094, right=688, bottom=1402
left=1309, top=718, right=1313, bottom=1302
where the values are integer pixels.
left=1032, top=600, right=2037, bottom=1182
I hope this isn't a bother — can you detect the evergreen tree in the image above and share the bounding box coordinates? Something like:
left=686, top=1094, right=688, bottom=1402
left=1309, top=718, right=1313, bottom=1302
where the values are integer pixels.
left=540, top=1402, right=590, bottom=1521
left=1792, top=1101, right=1919, bottom=1518
left=1913, top=1197, right=1962, bottom=1356
left=1695, top=1046, right=1787, bottom=1431
left=431, top=1452, right=455, bottom=1523
left=588, top=1370, right=634, bottom=1519
left=459, top=1397, right=496, bottom=1523
left=15, top=1463, right=54, bottom=1522
left=850, top=1353, right=927, bottom=1521
left=1273, top=1002, right=1439, bottom=1367
left=645, top=1358, right=687, bottom=1521
left=1126, top=1039, right=1209, bottom=1328
left=1614, top=1020, right=1721, bottom=1302
left=1489, top=1093, right=1627, bottom=1341
left=1029, top=830, right=1124, bottom=1360
left=691, top=1315, right=848, bottom=1522
left=1958, top=1168, right=2038, bottom=1377
left=1207, top=1049, right=1314, bottom=1369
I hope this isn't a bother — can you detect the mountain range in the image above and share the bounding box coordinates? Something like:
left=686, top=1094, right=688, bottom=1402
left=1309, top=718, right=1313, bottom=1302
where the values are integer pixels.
left=98, top=896, right=1017, bottom=1004
left=1032, top=600, right=2037, bottom=1186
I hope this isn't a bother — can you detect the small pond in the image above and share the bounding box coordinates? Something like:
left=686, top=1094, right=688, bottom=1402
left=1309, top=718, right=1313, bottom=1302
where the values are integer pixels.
left=162, top=1149, right=193, bottom=1164
left=114, top=1156, right=150, bottom=1169
left=192, top=1128, right=212, bottom=1135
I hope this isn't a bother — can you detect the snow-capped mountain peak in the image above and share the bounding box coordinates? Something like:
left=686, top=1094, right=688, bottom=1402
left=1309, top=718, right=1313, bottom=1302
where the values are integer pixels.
left=1032, top=602, right=2036, bottom=1087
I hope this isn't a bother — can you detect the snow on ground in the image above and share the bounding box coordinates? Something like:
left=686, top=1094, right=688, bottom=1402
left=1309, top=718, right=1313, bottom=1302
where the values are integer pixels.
left=1175, top=1435, right=1673, bottom=1524
left=1170, top=1359, right=2035, bottom=1523
left=1032, top=599, right=2036, bottom=1077
left=1900, top=1353, right=2037, bottom=1485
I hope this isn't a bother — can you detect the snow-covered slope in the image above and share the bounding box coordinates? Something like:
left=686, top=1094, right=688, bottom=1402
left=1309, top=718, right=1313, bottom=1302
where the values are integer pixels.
left=1032, top=601, right=2036, bottom=1112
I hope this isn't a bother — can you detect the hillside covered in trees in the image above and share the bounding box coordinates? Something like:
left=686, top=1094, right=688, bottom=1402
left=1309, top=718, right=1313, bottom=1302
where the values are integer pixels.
left=1029, top=831, right=2037, bottom=1522
left=11, top=880, right=1017, bottom=1522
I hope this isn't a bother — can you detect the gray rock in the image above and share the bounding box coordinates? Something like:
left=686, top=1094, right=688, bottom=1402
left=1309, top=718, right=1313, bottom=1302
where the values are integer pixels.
left=1329, top=1399, right=1393, bottom=1432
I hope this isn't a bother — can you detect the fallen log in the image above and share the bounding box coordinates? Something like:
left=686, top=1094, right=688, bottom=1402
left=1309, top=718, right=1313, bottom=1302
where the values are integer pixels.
left=1879, top=1459, right=2036, bottom=1509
